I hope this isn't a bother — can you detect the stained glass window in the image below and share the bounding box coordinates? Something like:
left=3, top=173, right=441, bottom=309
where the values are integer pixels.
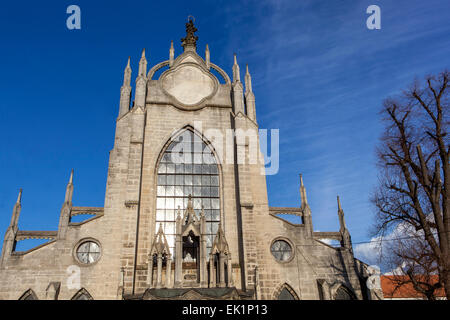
left=156, top=130, right=220, bottom=257
left=270, top=240, right=292, bottom=262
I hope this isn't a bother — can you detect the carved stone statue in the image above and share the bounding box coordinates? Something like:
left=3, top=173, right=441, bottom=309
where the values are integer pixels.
left=181, top=20, right=198, bottom=50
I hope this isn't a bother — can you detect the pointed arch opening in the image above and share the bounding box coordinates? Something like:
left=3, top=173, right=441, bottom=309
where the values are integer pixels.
left=19, top=289, right=38, bottom=300
left=273, top=283, right=299, bottom=300
left=156, top=128, right=221, bottom=258
left=71, top=288, right=93, bottom=300
left=334, top=285, right=356, bottom=300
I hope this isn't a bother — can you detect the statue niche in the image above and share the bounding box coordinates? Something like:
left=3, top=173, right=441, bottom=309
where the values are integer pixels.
left=175, top=195, right=207, bottom=287
left=182, top=231, right=199, bottom=263
left=148, top=194, right=233, bottom=289
left=182, top=230, right=200, bottom=283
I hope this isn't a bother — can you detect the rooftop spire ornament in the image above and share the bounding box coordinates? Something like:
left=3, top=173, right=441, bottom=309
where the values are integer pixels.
left=181, top=16, right=198, bottom=51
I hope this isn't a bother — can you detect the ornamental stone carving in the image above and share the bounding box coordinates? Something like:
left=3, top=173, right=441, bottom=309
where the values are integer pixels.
left=160, top=63, right=218, bottom=109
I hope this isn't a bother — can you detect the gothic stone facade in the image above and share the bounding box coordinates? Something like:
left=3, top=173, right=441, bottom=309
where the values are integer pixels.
left=0, top=22, right=380, bottom=300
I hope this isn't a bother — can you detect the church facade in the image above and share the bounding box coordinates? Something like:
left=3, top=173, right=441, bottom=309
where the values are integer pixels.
left=0, top=21, right=380, bottom=300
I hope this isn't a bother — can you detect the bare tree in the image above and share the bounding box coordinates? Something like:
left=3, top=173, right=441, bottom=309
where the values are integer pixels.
left=372, top=70, right=449, bottom=299
left=385, top=224, right=442, bottom=300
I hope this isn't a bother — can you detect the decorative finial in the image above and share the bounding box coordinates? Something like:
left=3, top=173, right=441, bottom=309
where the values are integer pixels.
left=205, top=44, right=210, bottom=70
left=169, top=41, right=175, bottom=67
left=187, top=194, right=193, bottom=209
left=181, top=18, right=198, bottom=51
left=69, top=169, right=74, bottom=184
left=232, top=54, right=240, bottom=82
left=17, top=188, right=23, bottom=204
left=245, top=64, right=253, bottom=93
left=299, top=173, right=308, bottom=207
left=138, top=49, right=148, bottom=77
left=123, top=57, right=132, bottom=87
left=201, top=205, right=205, bottom=218
left=10, top=188, right=23, bottom=228
left=337, top=195, right=347, bottom=232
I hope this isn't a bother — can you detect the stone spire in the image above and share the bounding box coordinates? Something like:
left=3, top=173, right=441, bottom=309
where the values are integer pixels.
left=244, top=64, right=257, bottom=122
left=212, top=222, right=229, bottom=254
left=64, top=169, right=74, bottom=204
left=1, top=189, right=22, bottom=265
left=123, top=57, right=131, bottom=86
left=299, top=174, right=308, bottom=209
left=119, top=57, right=132, bottom=117
left=245, top=64, right=252, bottom=94
left=300, top=174, right=313, bottom=237
left=9, top=189, right=22, bottom=228
left=58, top=170, right=74, bottom=239
left=232, top=54, right=241, bottom=83
left=135, top=49, right=148, bottom=108
left=337, top=196, right=352, bottom=251
left=16, top=188, right=22, bottom=204
left=183, top=194, right=198, bottom=224
left=205, top=44, right=210, bottom=70
left=181, top=19, right=198, bottom=52
left=169, top=41, right=175, bottom=67
left=231, top=54, right=245, bottom=115
left=138, top=49, right=147, bottom=76
left=337, top=196, right=346, bottom=231
left=151, top=223, right=171, bottom=255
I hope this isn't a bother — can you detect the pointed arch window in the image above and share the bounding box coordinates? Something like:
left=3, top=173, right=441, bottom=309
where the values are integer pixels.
left=334, top=286, right=355, bottom=300
left=19, top=289, right=38, bottom=300
left=275, top=284, right=299, bottom=300
left=71, top=288, right=93, bottom=300
left=278, top=288, right=295, bottom=300
left=156, top=129, right=220, bottom=257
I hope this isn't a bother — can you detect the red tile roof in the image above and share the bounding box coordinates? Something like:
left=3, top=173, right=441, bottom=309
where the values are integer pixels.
left=381, top=275, right=446, bottom=299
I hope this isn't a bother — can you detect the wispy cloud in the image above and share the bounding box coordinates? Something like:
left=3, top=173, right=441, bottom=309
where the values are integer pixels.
left=353, top=222, right=429, bottom=273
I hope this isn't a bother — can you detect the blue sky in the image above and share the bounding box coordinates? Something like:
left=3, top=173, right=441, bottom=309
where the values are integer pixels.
left=0, top=0, right=449, bottom=266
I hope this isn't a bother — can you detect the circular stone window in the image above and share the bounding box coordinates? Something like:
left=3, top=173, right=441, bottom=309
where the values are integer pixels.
left=75, top=240, right=101, bottom=265
left=270, top=239, right=293, bottom=262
